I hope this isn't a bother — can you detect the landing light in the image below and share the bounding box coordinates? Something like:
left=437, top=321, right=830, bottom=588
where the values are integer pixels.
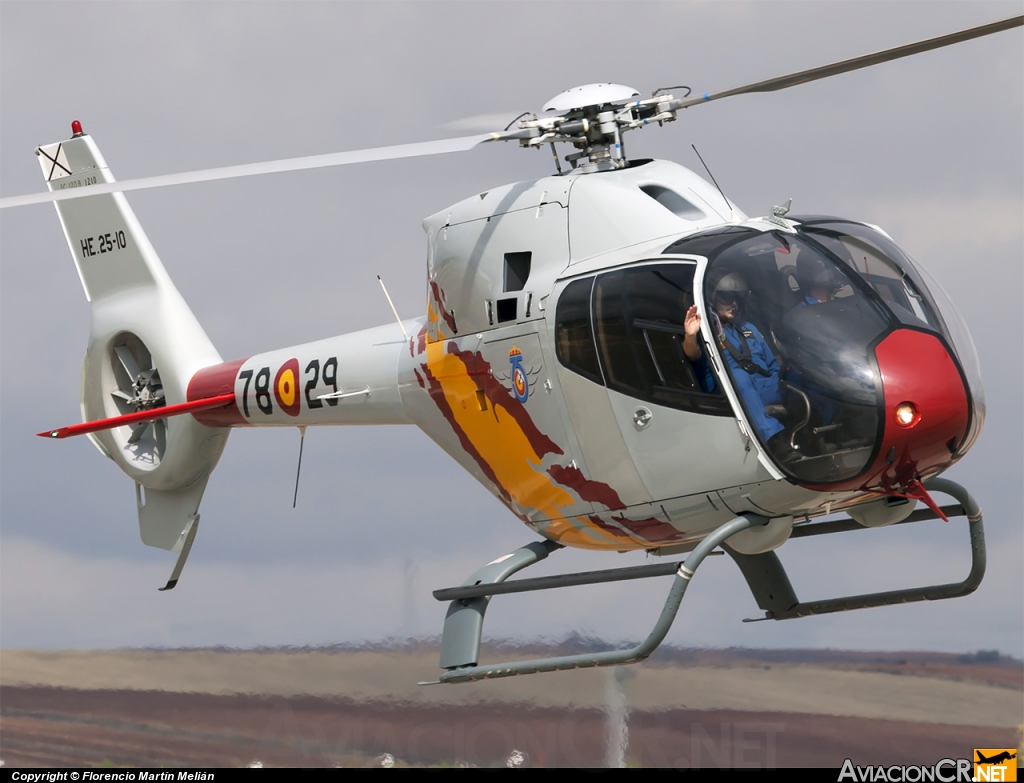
left=895, top=402, right=920, bottom=428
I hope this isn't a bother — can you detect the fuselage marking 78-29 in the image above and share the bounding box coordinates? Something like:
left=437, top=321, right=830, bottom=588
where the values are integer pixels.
left=236, top=356, right=340, bottom=417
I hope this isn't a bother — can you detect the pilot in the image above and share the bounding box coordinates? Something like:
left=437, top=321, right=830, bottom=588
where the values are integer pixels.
left=683, top=272, right=788, bottom=449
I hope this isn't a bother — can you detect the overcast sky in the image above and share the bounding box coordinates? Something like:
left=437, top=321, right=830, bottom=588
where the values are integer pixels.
left=1, top=2, right=1021, bottom=659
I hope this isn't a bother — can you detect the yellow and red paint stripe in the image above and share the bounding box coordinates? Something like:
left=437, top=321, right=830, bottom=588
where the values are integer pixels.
left=416, top=333, right=687, bottom=551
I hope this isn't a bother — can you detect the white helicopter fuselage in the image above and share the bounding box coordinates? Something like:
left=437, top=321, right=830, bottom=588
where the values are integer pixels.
left=44, top=128, right=979, bottom=560
left=188, top=159, right=918, bottom=555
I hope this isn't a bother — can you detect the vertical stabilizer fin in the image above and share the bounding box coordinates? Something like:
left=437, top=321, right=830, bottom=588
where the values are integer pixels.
left=38, top=124, right=230, bottom=566
left=41, top=131, right=163, bottom=302
left=136, top=476, right=210, bottom=551
left=158, top=515, right=201, bottom=591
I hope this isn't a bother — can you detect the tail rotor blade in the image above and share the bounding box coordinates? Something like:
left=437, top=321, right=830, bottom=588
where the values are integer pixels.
left=127, top=421, right=150, bottom=445
left=154, top=418, right=167, bottom=455
left=114, top=345, right=141, bottom=381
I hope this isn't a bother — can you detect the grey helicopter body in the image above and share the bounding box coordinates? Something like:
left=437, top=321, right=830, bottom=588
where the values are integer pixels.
left=8, top=17, right=1019, bottom=682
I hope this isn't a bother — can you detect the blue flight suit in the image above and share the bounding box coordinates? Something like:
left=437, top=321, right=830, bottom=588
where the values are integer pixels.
left=694, top=320, right=784, bottom=442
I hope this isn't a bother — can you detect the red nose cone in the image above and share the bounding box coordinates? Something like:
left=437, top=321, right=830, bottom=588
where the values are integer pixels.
left=870, top=329, right=969, bottom=489
left=71, top=119, right=83, bottom=136
left=801, top=329, right=970, bottom=494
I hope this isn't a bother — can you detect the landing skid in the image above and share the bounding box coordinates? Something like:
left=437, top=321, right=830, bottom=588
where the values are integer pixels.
left=729, top=477, right=984, bottom=621
left=425, top=478, right=984, bottom=685
left=425, top=514, right=761, bottom=684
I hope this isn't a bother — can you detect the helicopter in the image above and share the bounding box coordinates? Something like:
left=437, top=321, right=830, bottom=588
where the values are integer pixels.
left=2, top=11, right=1021, bottom=682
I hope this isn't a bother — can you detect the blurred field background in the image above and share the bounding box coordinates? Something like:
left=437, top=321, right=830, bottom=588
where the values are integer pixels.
left=2, top=642, right=1020, bottom=768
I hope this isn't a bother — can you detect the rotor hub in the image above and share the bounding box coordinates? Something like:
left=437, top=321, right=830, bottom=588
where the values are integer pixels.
left=491, top=83, right=691, bottom=172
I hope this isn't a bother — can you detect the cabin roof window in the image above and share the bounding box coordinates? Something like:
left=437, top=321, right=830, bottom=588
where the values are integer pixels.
left=640, top=185, right=705, bottom=220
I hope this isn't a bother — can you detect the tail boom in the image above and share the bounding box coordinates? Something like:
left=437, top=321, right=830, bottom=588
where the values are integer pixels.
left=187, top=321, right=416, bottom=429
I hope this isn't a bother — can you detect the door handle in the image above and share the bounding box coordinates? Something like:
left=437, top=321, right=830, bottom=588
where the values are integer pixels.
left=633, top=407, right=652, bottom=431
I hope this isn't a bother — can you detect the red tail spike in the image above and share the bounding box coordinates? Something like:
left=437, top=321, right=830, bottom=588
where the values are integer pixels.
left=37, top=393, right=235, bottom=441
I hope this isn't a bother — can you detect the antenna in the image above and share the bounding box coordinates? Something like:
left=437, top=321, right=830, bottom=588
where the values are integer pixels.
left=377, top=275, right=408, bottom=339
left=292, top=425, right=306, bottom=509
left=691, top=144, right=737, bottom=221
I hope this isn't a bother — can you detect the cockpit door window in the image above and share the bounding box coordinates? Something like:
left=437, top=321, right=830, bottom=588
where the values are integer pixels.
left=592, top=263, right=732, bottom=416
left=554, top=263, right=733, bottom=417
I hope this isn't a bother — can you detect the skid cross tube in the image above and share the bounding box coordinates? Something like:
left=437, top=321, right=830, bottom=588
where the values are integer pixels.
left=789, top=503, right=964, bottom=539
left=433, top=560, right=710, bottom=602
left=433, top=514, right=762, bottom=684
left=729, top=478, right=984, bottom=622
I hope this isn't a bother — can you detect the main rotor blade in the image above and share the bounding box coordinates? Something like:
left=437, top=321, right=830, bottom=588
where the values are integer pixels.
left=1, top=134, right=493, bottom=210
left=676, top=15, right=1023, bottom=109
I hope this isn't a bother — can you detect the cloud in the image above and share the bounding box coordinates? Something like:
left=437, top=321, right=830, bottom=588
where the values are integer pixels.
left=864, top=194, right=1024, bottom=258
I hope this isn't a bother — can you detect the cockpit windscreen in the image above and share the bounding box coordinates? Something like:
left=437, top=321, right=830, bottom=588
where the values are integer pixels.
left=704, top=231, right=892, bottom=483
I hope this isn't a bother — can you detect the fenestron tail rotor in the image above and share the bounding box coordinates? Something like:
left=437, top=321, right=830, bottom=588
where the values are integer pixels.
left=109, top=338, right=166, bottom=456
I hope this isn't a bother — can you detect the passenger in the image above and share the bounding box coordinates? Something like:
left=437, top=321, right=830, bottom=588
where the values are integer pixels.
left=683, top=273, right=789, bottom=450
left=789, top=252, right=842, bottom=425
left=794, top=251, right=839, bottom=306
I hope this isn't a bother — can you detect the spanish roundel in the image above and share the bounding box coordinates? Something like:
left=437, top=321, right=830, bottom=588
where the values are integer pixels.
left=274, top=359, right=302, bottom=417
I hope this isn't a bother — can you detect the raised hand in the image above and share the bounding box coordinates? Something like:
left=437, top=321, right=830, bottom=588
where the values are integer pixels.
left=683, top=304, right=703, bottom=359
left=685, top=304, right=702, bottom=336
